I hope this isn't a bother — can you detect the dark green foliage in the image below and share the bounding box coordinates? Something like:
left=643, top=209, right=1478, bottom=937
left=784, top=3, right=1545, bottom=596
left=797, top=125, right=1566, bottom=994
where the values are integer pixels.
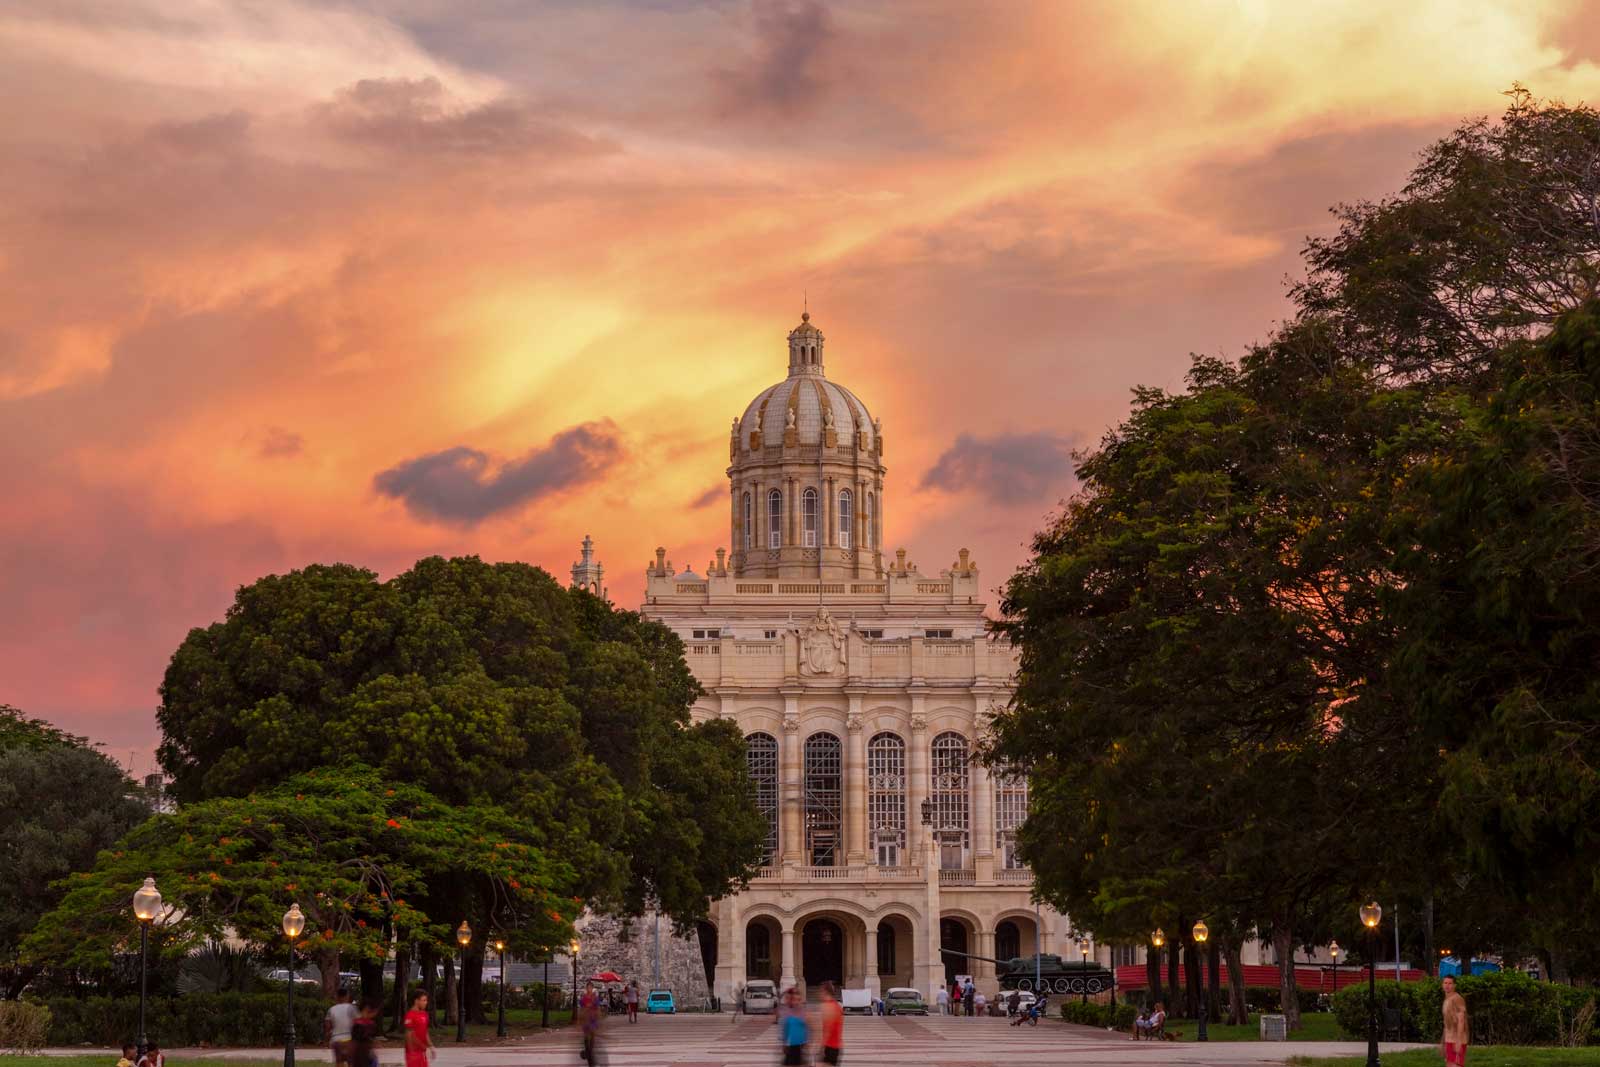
left=0, top=711, right=149, bottom=998
left=1059, top=1000, right=1138, bottom=1029
left=42, top=993, right=327, bottom=1048
left=153, top=556, right=765, bottom=926
left=1330, top=975, right=1600, bottom=1046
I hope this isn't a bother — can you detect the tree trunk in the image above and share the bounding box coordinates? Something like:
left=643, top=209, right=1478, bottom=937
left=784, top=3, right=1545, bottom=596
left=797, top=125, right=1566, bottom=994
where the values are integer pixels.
left=1272, top=920, right=1301, bottom=1031
left=464, top=943, right=486, bottom=1024
left=1423, top=896, right=1436, bottom=978
left=1224, top=939, right=1248, bottom=1026
left=443, top=957, right=458, bottom=1026
left=1183, top=940, right=1200, bottom=1019
left=317, top=946, right=342, bottom=1002
left=1147, top=946, right=1163, bottom=1010
left=418, top=944, right=437, bottom=1026
left=390, top=944, right=412, bottom=1033
left=1166, top=933, right=1180, bottom=1014
left=3, top=964, right=40, bottom=1000
left=360, top=957, right=384, bottom=1004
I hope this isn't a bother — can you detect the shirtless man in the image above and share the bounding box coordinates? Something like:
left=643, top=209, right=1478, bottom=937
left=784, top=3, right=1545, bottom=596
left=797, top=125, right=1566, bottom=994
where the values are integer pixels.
left=1441, top=975, right=1469, bottom=1066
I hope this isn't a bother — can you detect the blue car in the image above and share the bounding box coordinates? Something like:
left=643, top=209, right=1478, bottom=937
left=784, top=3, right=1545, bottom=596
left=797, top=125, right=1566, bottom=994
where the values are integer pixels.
left=645, top=989, right=675, bottom=1014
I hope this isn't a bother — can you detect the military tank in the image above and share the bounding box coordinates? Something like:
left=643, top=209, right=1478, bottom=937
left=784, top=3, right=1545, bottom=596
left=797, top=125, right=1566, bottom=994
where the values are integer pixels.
left=941, top=949, right=1116, bottom=995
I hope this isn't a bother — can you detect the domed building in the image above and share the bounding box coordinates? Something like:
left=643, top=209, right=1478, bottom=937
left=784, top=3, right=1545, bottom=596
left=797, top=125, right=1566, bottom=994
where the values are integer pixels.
left=572, top=312, right=1093, bottom=1008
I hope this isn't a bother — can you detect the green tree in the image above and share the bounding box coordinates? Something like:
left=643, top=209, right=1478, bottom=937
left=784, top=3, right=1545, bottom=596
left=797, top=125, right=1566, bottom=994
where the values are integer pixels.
left=0, top=708, right=148, bottom=999
left=22, top=767, right=576, bottom=1000
left=151, top=556, right=765, bottom=1003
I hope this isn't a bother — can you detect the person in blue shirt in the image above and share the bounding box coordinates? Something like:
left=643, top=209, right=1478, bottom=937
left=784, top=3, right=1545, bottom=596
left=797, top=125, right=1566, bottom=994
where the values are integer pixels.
left=779, top=987, right=809, bottom=1066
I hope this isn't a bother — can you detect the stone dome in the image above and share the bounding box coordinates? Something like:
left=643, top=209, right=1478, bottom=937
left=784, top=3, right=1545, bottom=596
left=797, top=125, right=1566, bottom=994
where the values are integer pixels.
left=735, top=312, right=876, bottom=453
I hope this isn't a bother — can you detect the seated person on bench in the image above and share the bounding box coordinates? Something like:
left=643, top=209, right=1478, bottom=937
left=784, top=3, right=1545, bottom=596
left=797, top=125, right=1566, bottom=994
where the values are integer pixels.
left=1135, top=1003, right=1166, bottom=1038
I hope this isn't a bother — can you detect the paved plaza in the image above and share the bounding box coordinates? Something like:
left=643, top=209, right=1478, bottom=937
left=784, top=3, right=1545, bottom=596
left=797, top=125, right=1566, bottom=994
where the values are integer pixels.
left=154, top=1014, right=1427, bottom=1067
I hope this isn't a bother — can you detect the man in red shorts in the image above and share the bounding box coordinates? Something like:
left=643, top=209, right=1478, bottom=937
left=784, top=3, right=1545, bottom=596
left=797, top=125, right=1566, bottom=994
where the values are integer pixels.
left=1441, top=975, right=1469, bottom=1066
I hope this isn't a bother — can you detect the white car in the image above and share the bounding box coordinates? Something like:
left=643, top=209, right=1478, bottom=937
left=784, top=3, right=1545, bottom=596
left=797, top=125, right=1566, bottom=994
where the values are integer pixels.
left=840, top=988, right=873, bottom=1015
left=741, top=979, right=778, bottom=1014
left=1003, top=989, right=1036, bottom=1015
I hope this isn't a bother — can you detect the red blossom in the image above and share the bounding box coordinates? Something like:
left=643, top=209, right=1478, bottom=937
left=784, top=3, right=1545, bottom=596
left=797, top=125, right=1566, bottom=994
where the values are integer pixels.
left=386, top=818, right=401, bottom=828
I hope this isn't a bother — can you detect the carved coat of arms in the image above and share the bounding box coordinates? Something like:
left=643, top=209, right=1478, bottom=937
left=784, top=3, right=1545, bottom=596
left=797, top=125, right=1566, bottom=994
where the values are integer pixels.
left=798, top=606, right=846, bottom=675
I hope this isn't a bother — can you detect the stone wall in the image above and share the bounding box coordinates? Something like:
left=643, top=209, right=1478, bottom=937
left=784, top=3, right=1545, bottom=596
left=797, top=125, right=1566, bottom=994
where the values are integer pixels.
left=575, top=911, right=711, bottom=1003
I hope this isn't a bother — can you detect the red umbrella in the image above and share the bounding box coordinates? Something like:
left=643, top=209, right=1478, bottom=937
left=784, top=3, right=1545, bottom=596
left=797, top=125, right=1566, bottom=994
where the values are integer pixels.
left=590, top=971, right=624, bottom=983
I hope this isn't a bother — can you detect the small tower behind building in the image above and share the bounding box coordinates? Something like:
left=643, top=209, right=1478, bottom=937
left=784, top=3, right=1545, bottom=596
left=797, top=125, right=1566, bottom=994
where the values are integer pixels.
left=570, top=534, right=607, bottom=600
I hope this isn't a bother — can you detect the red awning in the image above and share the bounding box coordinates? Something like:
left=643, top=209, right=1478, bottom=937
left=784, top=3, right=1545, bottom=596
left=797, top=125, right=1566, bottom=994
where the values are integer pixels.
left=590, top=971, right=625, bottom=983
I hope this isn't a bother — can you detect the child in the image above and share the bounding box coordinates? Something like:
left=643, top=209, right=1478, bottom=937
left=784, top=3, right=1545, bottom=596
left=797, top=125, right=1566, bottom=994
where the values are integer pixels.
left=116, top=1045, right=136, bottom=1067
left=136, top=1042, right=164, bottom=1067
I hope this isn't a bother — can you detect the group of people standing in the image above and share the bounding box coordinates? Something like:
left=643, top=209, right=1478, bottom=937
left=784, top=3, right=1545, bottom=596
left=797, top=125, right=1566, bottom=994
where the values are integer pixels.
left=936, top=978, right=985, bottom=1015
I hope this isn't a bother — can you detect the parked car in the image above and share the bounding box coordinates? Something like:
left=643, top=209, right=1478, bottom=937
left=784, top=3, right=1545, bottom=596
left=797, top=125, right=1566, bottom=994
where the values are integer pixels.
left=884, top=987, right=928, bottom=1016
left=266, top=969, right=319, bottom=988
left=1003, top=990, right=1036, bottom=1016
left=741, top=980, right=778, bottom=1014
left=840, top=988, right=873, bottom=1015
left=646, top=989, right=676, bottom=1014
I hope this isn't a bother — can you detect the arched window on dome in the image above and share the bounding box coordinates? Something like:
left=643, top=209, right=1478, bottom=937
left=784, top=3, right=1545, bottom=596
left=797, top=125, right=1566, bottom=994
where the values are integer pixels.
left=746, top=732, right=779, bottom=864
left=803, top=488, right=818, bottom=548
left=838, top=489, right=853, bottom=549
left=742, top=492, right=752, bottom=551
left=767, top=489, right=782, bottom=548
left=866, top=492, right=876, bottom=549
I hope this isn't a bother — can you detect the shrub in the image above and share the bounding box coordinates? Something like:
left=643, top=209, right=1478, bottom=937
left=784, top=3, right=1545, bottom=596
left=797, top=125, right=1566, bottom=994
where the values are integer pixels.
left=1059, top=1001, right=1138, bottom=1029
left=45, top=993, right=327, bottom=1047
left=1243, top=985, right=1324, bottom=1015
left=0, top=1001, right=52, bottom=1052
left=1331, top=973, right=1600, bottom=1046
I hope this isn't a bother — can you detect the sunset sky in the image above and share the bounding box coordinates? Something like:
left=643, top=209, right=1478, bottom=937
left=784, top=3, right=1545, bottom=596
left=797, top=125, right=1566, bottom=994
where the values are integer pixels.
left=6, top=0, right=1600, bottom=771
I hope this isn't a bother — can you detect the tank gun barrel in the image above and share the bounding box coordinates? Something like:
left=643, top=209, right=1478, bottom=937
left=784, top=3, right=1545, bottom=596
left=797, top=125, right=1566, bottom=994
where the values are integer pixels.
left=939, top=948, right=1006, bottom=966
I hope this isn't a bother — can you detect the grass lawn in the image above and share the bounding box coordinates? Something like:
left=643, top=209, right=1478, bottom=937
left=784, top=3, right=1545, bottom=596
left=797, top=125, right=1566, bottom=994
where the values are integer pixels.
left=1163, top=1010, right=1345, bottom=1042
left=1290, top=1049, right=1600, bottom=1067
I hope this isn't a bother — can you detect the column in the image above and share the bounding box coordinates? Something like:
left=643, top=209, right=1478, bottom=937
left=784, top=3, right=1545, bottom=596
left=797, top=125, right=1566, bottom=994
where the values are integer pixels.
left=782, top=712, right=803, bottom=866
left=826, top=477, right=836, bottom=547
left=865, top=925, right=881, bottom=998
left=787, top=480, right=797, bottom=547
left=753, top=480, right=763, bottom=549
left=717, top=897, right=742, bottom=1006
left=908, top=710, right=929, bottom=861
left=845, top=701, right=866, bottom=864
left=780, top=924, right=797, bottom=989
left=972, top=757, right=994, bottom=881
left=976, top=928, right=996, bottom=994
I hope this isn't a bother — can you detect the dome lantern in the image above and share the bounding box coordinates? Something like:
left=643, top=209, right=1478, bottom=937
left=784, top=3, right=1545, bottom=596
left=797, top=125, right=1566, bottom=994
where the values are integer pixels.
left=788, top=311, right=825, bottom=378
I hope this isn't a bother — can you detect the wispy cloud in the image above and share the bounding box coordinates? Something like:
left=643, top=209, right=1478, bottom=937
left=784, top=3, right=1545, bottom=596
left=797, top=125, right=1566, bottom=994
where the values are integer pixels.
left=919, top=432, right=1078, bottom=506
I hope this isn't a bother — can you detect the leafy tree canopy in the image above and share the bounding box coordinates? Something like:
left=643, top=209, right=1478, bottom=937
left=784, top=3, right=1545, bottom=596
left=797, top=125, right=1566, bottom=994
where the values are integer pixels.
left=22, top=766, right=576, bottom=971
left=155, top=555, right=765, bottom=924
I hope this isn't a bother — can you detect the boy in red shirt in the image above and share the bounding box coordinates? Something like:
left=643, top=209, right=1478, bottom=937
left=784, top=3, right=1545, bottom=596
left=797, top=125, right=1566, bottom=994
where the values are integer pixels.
left=819, top=981, right=844, bottom=1065
left=404, top=988, right=433, bottom=1067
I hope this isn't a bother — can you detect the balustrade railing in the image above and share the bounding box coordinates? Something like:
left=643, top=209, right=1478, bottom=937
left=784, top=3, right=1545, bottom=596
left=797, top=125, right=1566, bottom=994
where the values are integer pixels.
left=938, top=868, right=977, bottom=885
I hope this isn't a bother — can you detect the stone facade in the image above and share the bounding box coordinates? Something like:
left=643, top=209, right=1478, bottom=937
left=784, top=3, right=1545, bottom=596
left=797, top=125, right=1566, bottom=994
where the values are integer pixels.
left=573, top=911, right=710, bottom=1003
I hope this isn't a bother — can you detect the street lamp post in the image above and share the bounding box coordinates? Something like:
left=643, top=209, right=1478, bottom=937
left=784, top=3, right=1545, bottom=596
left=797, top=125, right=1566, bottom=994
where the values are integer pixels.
left=570, top=939, right=581, bottom=1019
left=1329, top=939, right=1342, bottom=999
left=131, top=877, right=161, bottom=1061
left=455, top=921, right=472, bottom=1043
left=542, top=954, right=551, bottom=1029
left=1151, top=929, right=1165, bottom=1008
left=281, top=903, right=305, bottom=1067
left=1361, top=902, right=1383, bottom=1067
left=1192, top=921, right=1209, bottom=1042
left=493, top=937, right=508, bottom=1038
left=1078, top=938, right=1090, bottom=1005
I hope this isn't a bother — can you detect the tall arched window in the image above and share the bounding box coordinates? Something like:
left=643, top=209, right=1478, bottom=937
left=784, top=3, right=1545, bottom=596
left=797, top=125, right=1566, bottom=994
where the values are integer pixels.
left=742, top=492, right=753, bottom=550
left=838, top=489, right=853, bottom=549
left=746, top=732, right=779, bottom=864
left=866, top=492, right=876, bottom=549
left=803, top=731, right=842, bottom=866
left=995, top=920, right=1021, bottom=961
left=767, top=489, right=782, bottom=548
left=995, top=765, right=1029, bottom=870
left=867, top=732, right=906, bottom=866
left=802, top=488, right=819, bottom=548
left=931, top=731, right=970, bottom=870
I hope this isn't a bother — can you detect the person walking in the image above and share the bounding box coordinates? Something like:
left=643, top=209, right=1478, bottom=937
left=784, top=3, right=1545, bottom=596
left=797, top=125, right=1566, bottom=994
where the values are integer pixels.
left=579, top=981, right=602, bottom=1063
left=404, top=988, right=434, bottom=1067
left=935, top=985, right=950, bottom=1015
left=962, top=979, right=975, bottom=1018
left=625, top=980, right=639, bottom=1023
left=818, top=982, right=844, bottom=1066
left=350, top=997, right=383, bottom=1067
left=1441, top=975, right=1470, bottom=1067
left=326, top=987, right=356, bottom=1065
left=779, top=987, right=808, bottom=1067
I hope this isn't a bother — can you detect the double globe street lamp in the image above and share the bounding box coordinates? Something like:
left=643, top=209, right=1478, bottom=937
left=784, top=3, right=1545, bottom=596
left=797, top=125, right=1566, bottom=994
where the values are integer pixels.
left=1192, top=920, right=1209, bottom=1042
left=1361, top=902, right=1383, bottom=1067
left=282, top=903, right=306, bottom=1067
left=131, top=877, right=162, bottom=1061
